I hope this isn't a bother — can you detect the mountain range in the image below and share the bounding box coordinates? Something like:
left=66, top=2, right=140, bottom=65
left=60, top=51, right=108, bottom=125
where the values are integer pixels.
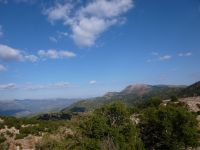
left=62, top=81, right=200, bottom=112
left=1, top=81, right=200, bottom=117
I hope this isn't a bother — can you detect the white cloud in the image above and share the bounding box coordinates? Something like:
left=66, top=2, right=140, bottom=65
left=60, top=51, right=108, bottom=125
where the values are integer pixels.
left=0, top=83, right=16, bottom=90
left=44, top=0, right=133, bottom=47
left=49, top=36, right=58, bottom=43
left=24, top=55, right=38, bottom=62
left=159, top=55, right=172, bottom=61
left=44, top=3, right=72, bottom=23
left=148, top=52, right=172, bottom=62
left=89, top=80, right=97, bottom=85
left=0, top=44, right=75, bottom=63
left=0, top=64, right=6, bottom=72
left=0, top=44, right=38, bottom=62
left=0, top=44, right=23, bottom=61
left=57, top=31, right=68, bottom=37
left=178, top=52, right=192, bottom=57
left=38, top=49, right=76, bottom=59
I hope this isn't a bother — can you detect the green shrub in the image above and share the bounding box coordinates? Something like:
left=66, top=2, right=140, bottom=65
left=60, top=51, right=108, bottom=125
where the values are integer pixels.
left=139, top=105, right=199, bottom=150
left=171, top=95, right=179, bottom=102
left=0, top=134, right=6, bottom=143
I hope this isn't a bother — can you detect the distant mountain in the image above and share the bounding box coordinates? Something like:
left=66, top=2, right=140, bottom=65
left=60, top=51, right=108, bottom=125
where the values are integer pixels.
left=0, top=99, right=77, bottom=117
left=62, top=83, right=189, bottom=112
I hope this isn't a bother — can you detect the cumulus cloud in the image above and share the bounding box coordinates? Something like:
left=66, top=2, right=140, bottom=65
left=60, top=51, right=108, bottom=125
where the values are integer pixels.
left=0, top=64, right=6, bottom=72
left=0, top=44, right=39, bottom=62
left=38, top=49, right=76, bottom=59
left=0, top=44, right=75, bottom=62
left=44, top=0, right=133, bottom=47
left=0, top=44, right=23, bottom=61
left=0, top=83, right=16, bottom=90
left=178, top=52, right=192, bottom=57
left=89, top=80, right=97, bottom=85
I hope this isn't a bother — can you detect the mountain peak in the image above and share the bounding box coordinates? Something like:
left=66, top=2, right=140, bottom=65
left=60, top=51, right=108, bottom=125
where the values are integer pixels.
left=121, top=84, right=152, bottom=95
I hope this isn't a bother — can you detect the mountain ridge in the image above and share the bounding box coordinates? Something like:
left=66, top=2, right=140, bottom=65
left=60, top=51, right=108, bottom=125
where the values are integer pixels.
left=63, top=81, right=200, bottom=112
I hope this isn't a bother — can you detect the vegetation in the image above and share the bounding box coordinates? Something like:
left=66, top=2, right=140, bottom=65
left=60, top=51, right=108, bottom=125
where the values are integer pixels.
left=139, top=105, right=199, bottom=150
left=170, top=95, right=179, bottom=102
left=36, top=100, right=200, bottom=150
left=1, top=81, right=200, bottom=149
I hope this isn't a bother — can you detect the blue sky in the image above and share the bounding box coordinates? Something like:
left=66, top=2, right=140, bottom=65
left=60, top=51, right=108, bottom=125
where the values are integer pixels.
left=0, top=0, right=200, bottom=100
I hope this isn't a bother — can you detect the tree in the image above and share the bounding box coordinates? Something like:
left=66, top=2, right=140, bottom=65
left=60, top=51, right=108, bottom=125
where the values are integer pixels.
left=139, top=105, right=199, bottom=150
left=138, top=97, right=162, bottom=109
left=170, top=95, right=178, bottom=102
left=79, top=102, right=145, bottom=150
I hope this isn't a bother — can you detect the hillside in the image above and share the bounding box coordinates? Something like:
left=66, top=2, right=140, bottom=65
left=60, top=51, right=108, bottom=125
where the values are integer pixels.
left=63, top=82, right=200, bottom=112
left=179, top=81, right=200, bottom=97
left=0, top=96, right=199, bottom=150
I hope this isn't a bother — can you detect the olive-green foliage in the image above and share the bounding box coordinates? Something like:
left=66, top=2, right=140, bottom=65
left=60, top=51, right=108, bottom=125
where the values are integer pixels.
left=0, top=142, right=9, bottom=150
left=79, top=102, right=145, bottom=150
left=170, top=95, right=179, bottom=102
left=137, top=97, right=162, bottom=109
left=139, top=105, right=199, bottom=150
left=0, top=115, right=69, bottom=140
left=0, top=134, right=6, bottom=143
left=36, top=136, right=66, bottom=150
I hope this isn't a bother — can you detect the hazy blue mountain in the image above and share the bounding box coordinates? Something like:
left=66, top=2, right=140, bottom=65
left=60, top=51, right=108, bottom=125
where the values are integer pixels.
left=0, top=99, right=77, bottom=117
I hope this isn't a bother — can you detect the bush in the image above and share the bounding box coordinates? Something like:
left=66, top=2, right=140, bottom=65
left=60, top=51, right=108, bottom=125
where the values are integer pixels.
left=138, top=97, right=162, bottom=109
left=0, top=134, right=6, bottom=143
left=79, top=102, right=145, bottom=150
left=139, top=105, right=199, bottom=150
left=171, top=96, right=179, bottom=102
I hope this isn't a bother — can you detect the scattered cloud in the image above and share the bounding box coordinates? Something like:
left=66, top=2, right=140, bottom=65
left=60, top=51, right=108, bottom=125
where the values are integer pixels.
left=89, top=80, right=97, bottom=85
left=0, top=25, right=3, bottom=37
left=0, top=44, right=39, bottom=62
left=49, top=31, right=68, bottom=43
left=0, top=83, right=16, bottom=90
left=0, top=44, right=75, bottom=63
left=49, top=36, right=58, bottom=43
left=57, top=31, right=68, bottom=38
left=0, top=44, right=24, bottom=61
left=178, top=52, right=192, bottom=57
left=38, top=49, right=76, bottom=59
left=148, top=52, right=172, bottom=62
left=159, top=55, right=172, bottom=61
left=0, top=64, right=6, bottom=72
left=24, top=55, right=38, bottom=62
left=43, top=0, right=133, bottom=47
left=152, top=52, right=159, bottom=56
